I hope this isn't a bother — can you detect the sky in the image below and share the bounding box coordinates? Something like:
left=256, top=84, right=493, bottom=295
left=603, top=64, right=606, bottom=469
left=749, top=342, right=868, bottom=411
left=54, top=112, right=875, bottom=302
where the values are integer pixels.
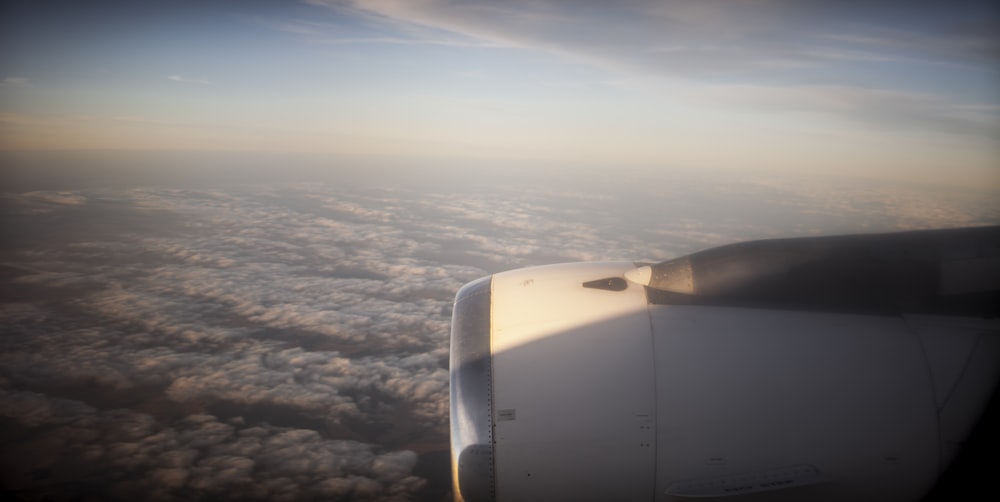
left=1, top=0, right=999, bottom=188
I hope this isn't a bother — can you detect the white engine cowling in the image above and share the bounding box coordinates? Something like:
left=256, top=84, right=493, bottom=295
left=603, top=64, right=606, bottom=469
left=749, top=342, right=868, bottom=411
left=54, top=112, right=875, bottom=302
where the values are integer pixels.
left=450, top=227, right=1000, bottom=501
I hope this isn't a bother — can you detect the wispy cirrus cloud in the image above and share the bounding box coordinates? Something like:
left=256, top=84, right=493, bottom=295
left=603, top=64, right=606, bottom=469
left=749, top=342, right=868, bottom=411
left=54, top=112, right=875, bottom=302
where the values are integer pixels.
left=168, top=74, right=214, bottom=85
left=258, top=15, right=502, bottom=48
left=302, top=1, right=994, bottom=75
left=695, top=83, right=1000, bottom=139
left=1, top=77, right=30, bottom=87
left=299, top=0, right=999, bottom=138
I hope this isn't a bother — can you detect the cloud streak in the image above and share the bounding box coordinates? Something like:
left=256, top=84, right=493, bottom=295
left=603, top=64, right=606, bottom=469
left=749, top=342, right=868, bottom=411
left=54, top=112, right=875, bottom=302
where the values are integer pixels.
left=314, top=0, right=999, bottom=72
left=301, top=0, right=999, bottom=137
left=168, top=75, right=214, bottom=85
left=0, top=77, right=30, bottom=87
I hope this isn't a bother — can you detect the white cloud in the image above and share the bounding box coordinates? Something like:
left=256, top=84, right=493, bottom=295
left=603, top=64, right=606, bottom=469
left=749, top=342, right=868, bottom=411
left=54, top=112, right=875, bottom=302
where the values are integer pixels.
left=0, top=76, right=30, bottom=87
left=0, top=390, right=426, bottom=501
left=24, top=190, right=88, bottom=205
left=168, top=75, right=213, bottom=85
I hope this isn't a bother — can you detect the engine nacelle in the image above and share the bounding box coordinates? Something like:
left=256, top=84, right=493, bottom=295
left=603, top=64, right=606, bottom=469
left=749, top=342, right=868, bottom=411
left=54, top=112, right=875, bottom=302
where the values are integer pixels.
left=450, top=227, right=1000, bottom=501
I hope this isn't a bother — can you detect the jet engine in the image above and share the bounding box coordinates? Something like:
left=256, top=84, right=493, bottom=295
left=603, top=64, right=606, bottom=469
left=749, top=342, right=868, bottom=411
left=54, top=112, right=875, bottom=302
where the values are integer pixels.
left=450, top=226, right=1000, bottom=501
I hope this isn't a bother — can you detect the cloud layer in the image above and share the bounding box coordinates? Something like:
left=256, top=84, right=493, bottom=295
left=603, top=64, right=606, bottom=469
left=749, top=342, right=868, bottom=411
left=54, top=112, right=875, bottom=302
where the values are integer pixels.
left=1, top=168, right=996, bottom=500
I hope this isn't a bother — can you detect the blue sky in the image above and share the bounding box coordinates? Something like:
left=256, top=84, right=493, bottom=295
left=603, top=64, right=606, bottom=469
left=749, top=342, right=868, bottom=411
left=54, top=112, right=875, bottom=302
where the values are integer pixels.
left=1, top=0, right=998, bottom=188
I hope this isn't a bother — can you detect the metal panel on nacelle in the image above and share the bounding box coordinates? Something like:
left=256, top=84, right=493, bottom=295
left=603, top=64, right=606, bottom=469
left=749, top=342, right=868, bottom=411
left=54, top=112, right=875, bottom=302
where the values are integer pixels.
left=490, top=262, right=655, bottom=501
left=651, top=306, right=940, bottom=502
left=915, top=315, right=1000, bottom=466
